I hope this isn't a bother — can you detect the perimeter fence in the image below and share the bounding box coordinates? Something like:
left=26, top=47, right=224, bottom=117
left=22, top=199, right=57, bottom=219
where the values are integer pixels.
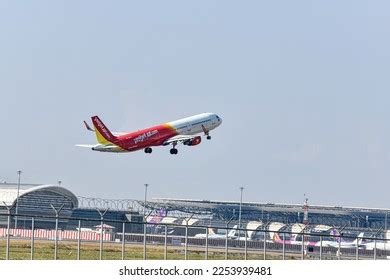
left=0, top=212, right=389, bottom=260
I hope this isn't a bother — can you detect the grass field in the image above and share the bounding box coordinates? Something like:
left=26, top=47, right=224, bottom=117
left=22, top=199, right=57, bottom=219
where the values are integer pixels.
left=0, top=239, right=300, bottom=260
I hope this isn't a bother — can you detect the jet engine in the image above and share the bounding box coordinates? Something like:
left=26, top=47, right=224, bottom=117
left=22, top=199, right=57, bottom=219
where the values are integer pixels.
left=184, top=136, right=202, bottom=146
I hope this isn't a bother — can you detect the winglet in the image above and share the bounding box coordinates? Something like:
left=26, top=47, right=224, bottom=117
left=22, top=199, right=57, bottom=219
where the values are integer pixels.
left=83, top=120, right=95, bottom=132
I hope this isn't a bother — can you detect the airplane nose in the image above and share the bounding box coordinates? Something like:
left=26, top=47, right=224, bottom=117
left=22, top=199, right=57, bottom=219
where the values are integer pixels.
left=215, top=114, right=222, bottom=125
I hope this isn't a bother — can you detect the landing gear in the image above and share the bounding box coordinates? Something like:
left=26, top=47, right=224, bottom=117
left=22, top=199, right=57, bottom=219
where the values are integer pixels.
left=144, top=147, right=152, bottom=154
left=170, top=142, right=178, bottom=155
left=202, top=125, right=212, bottom=140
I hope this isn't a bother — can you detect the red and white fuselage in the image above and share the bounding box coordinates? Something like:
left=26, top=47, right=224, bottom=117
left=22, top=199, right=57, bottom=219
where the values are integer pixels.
left=77, top=113, right=222, bottom=154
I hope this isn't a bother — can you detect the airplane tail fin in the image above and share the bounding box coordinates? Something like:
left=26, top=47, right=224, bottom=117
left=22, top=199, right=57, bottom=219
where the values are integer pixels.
left=228, top=225, right=238, bottom=238
left=91, top=116, right=117, bottom=145
left=273, top=233, right=284, bottom=243
left=354, top=232, right=364, bottom=246
left=330, top=228, right=341, bottom=242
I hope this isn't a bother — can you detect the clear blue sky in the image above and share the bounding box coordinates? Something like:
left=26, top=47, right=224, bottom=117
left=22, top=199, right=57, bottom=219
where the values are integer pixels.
left=1, top=1, right=390, bottom=207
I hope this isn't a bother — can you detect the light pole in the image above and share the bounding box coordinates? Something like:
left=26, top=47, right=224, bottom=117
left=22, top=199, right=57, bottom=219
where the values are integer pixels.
left=51, top=203, right=65, bottom=260
left=97, top=208, right=108, bottom=260
left=143, top=183, right=149, bottom=260
left=15, top=170, right=22, bottom=229
left=238, top=187, right=244, bottom=238
left=143, top=184, right=149, bottom=218
left=2, top=202, right=12, bottom=260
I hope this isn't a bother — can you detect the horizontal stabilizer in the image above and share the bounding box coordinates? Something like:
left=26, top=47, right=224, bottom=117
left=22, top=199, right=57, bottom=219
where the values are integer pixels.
left=75, top=144, right=97, bottom=148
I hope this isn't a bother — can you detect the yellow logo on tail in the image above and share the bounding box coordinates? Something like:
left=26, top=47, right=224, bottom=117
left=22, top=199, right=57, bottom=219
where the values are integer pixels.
left=95, top=129, right=113, bottom=145
left=91, top=116, right=116, bottom=145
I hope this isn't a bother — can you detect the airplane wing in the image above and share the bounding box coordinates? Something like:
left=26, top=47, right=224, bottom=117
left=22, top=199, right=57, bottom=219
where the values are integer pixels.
left=163, top=135, right=200, bottom=146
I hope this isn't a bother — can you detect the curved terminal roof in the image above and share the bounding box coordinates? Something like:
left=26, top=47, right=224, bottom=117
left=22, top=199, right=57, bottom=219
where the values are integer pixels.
left=268, top=222, right=285, bottom=232
left=313, top=224, right=332, bottom=232
left=268, top=222, right=285, bottom=239
left=291, top=223, right=306, bottom=234
left=246, top=221, right=263, bottom=239
left=0, top=184, right=78, bottom=208
left=160, top=217, right=179, bottom=224
left=181, top=218, right=199, bottom=226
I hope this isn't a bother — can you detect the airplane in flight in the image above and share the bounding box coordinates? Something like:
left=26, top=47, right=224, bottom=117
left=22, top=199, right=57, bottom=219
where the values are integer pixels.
left=77, top=113, right=222, bottom=155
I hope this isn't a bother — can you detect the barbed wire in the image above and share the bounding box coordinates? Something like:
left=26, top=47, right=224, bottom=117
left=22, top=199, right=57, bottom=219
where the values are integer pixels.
left=77, top=196, right=142, bottom=212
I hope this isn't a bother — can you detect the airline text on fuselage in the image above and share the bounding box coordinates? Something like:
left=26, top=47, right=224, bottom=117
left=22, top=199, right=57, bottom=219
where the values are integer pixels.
left=133, top=130, right=159, bottom=144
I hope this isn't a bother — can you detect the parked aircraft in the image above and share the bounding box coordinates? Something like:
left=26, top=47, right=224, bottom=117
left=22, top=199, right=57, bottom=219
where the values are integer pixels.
left=77, top=113, right=222, bottom=155
left=272, top=232, right=365, bottom=248
left=364, top=240, right=389, bottom=251
left=194, top=225, right=238, bottom=239
left=319, top=233, right=364, bottom=248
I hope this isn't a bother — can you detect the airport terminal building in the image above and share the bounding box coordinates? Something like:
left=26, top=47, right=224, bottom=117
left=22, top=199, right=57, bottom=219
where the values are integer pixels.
left=1, top=182, right=389, bottom=235
left=141, top=198, right=390, bottom=231
left=0, top=183, right=77, bottom=229
left=0, top=183, right=143, bottom=233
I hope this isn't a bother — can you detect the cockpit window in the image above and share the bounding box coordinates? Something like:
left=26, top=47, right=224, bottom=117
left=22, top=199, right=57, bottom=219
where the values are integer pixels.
left=216, top=115, right=221, bottom=121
